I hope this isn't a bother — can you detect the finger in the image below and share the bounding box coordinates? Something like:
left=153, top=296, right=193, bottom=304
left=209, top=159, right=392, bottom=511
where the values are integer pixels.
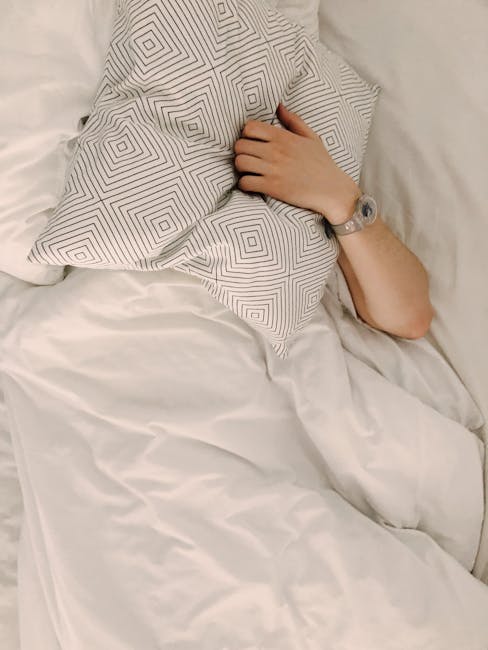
left=276, top=103, right=319, bottom=139
left=233, top=137, right=270, bottom=158
left=241, top=119, right=275, bottom=141
left=237, top=173, right=268, bottom=194
left=234, top=153, right=272, bottom=175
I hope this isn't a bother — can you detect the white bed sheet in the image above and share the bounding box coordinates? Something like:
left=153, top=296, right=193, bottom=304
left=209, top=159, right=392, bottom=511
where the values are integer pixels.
left=317, top=0, right=488, bottom=582
left=0, top=378, right=21, bottom=650
left=1, top=266, right=488, bottom=649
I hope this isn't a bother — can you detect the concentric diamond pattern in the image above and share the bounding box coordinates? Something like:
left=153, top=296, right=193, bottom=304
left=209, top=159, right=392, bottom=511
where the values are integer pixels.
left=27, top=0, right=380, bottom=359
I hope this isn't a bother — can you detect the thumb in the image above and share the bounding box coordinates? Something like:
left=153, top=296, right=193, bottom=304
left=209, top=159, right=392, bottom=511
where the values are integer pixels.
left=276, top=102, right=318, bottom=139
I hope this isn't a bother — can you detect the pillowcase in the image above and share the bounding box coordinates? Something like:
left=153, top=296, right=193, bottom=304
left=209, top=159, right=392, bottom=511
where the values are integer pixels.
left=27, top=0, right=380, bottom=359
left=0, top=0, right=315, bottom=288
left=0, top=0, right=117, bottom=285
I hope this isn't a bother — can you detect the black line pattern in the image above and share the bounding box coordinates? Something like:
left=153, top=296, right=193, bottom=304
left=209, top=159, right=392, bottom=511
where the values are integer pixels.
left=27, top=0, right=380, bottom=359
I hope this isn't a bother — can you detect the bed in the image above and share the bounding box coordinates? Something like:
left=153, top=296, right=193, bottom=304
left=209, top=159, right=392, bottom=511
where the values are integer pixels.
left=1, top=1, right=488, bottom=648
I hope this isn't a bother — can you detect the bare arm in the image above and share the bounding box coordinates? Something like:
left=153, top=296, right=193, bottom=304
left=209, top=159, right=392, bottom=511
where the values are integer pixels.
left=329, top=205, right=435, bottom=339
left=232, top=105, right=435, bottom=339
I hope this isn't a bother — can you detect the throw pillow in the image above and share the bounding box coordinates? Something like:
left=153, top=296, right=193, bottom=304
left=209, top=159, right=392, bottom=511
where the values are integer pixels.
left=27, top=0, right=380, bottom=359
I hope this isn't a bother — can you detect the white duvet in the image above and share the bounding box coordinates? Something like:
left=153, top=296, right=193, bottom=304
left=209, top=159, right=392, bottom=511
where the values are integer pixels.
left=2, top=265, right=488, bottom=649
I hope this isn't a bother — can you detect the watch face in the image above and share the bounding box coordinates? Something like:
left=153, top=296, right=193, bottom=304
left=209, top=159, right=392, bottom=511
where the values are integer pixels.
left=359, top=195, right=377, bottom=225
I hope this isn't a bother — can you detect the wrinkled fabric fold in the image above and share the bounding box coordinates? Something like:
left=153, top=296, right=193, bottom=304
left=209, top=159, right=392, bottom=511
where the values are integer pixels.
left=1, top=266, right=488, bottom=649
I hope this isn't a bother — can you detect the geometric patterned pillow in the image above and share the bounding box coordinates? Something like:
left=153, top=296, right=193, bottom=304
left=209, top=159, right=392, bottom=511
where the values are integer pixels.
left=27, top=0, right=380, bottom=359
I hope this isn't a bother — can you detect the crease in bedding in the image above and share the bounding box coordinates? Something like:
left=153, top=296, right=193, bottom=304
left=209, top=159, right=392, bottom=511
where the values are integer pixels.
left=1, top=266, right=488, bottom=649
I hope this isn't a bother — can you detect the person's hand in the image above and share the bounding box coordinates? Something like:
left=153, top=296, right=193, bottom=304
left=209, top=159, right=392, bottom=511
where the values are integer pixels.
left=233, top=102, right=361, bottom=225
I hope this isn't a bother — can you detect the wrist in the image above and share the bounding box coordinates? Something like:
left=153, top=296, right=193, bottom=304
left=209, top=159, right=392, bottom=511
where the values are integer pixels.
left=320, top=186, right=362, bottom=226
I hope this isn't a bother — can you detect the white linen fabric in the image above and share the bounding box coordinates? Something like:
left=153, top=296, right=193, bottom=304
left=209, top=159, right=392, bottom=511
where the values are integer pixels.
left=0, top=380, right=21, bottom=650
left=27, top=0, right=380, bottom=360
left=1, top=266, right=488, bottom=649
left=316, top=0, right=488, bottom=583
left=0, top=0, right=118, bottom=285
left=322, top=265, right=485, bottom=433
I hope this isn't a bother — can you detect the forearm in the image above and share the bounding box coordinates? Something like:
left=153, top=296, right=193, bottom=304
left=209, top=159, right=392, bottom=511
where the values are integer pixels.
left=332, top=214, right=434, bottom=338
left=231, top=108, right=434, bottom=338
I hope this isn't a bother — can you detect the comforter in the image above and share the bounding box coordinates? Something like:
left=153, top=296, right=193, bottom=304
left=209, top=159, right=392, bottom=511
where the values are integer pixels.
left=2, top=265, right=488, bottom=649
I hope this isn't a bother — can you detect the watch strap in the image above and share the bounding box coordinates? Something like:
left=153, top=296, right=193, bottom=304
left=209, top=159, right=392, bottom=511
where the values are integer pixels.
left=330, top=194, right=377, bottom=236
left=331, top=211, right=365, bottom=236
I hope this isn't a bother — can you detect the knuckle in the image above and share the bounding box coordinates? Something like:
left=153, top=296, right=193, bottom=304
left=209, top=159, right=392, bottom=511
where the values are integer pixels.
left=275, top=132, right=289, bottom=149
left=267, top=175, right=279, bottom=191
left=242, top=119, right=257, bottom=134
left=234, top=154, right=243, bottom=170
left=272, top=143, right=283, bottom=158
left=238, top=175, right=250, bottom=190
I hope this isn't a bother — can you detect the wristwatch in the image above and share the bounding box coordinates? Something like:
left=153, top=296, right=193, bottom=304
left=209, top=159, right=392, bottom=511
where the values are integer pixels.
left=330, top=193, right=378, bottom=236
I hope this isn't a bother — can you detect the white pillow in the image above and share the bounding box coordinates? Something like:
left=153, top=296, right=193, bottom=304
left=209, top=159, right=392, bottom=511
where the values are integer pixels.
left=27, top=0, right=379, bottom=359
left=0, top=0, right=117, bottom=285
